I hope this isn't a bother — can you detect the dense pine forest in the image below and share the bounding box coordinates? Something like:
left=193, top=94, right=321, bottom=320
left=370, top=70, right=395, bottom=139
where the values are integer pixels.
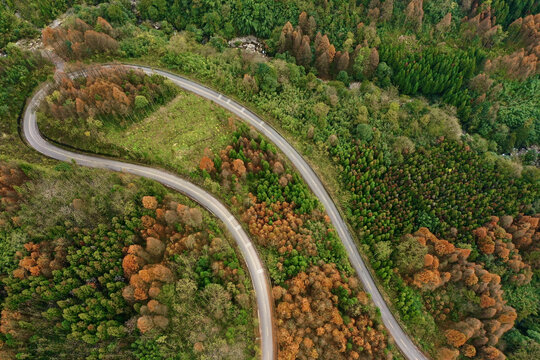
left=0, top=163, right=257, bottom=359
left=1, top=1, right=539, bottom=360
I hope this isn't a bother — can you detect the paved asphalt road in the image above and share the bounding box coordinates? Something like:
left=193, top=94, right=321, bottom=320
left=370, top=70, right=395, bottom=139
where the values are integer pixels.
left=22, top=79, right=275, bottom=360
left=136, top=66, right=428, bottom=360
left=23, top=64, right=428, bottom=360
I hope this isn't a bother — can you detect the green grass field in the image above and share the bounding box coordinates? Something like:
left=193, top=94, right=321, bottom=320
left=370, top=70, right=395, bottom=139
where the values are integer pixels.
left=39, top=89, right=236, bottom=176
left=106, top=90, right=234, bottom=173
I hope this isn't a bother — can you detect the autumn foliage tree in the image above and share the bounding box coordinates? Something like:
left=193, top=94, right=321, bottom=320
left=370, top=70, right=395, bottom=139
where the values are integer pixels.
left=42, top=18, right=118, bottom=60
left=334, top=51, right=350, bottom=73
left=405, top=0, right=424, bottom=30
left=314, top=33, right=336, bottom=77
left=298, top=11, right=316, bottom=38
left=44, top=66, right=176, bottom=126
left=297, top=35, right=312, bottom=68
left=12, top=239, right=67, bottom=279
left=400, top=227, right=519, bottom=357
left=436, top=13, right=452, bottom=34
left=485, top=14, right=540, bottom=80
left=274, top=264, right=387, bottom=359
left=365, top=47, right=380, bottom=79
left=95, top=16, right=114, bottom=36
left=462, top=7, right=502, bottom=47
left=0, top=163, right=26, bottom=226
left=199, top=156, right=215, bottom=173
left=278, top=21, right=294, bottom=53
left=474, top=216, right=534, bottom=285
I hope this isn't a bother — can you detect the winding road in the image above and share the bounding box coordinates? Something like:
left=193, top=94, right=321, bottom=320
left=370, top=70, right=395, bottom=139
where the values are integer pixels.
left=23, top=64, right=428, bottom=360
left=22, top=76, right=275, bottom=360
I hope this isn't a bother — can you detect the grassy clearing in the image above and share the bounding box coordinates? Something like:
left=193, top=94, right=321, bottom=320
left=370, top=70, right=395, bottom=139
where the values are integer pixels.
left=39, top=89, right=236, bottom=176
left=106, top=90, right=234, bottom=174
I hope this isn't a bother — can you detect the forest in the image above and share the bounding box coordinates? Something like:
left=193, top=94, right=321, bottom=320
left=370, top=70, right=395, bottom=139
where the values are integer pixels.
left=0, top=45, right=53, bottom=160
left=0, top=0, right=539, bottom=360
left=19, top=0, right=535, bottom=151
left=35, top=57, right=399, bottom=357
left=0, top=162, right=256, bottom=359
left=204, top=127, right=392, bottom=359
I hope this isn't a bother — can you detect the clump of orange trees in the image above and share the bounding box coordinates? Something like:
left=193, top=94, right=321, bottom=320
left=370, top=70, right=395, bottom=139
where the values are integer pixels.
left=121, top=195, right=250, bottom=340
left=330, top=133, right=538, bottom=356
left=490, top=215, right=539, bottom=269
left=44, top=66, right=177, bottom=123
left=277, top=12, right=380, bottom=81
left=390, top=215, right=539, bottom=359
left=206, top=129, right=317, bottom=214
left=486, top=14, right=540, bottom=80
left=0, top=163, right=26, bottom=227
left=274, top=264, right=387, bottom=359
left=42, top=17, right=118, bottom=60
left=401, top=227, right=519, bottom=359
left=473, top=217, right=533, bottom=285
left=12, top=240, right=67, bottom=279
left=120, top=194, right=256, bottom=358
left=121, top=196, right=183, bottom=334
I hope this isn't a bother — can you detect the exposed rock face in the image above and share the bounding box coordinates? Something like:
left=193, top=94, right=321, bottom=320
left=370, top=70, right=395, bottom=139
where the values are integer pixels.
left=228, top=36, right=267, bottom=55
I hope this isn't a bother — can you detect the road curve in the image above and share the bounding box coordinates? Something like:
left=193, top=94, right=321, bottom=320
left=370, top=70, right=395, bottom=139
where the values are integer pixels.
left=132, top=65, right=429, bottom=360
left=22, top=77, right=275, bottom=360
left=24, top=64, right=428, bottom=360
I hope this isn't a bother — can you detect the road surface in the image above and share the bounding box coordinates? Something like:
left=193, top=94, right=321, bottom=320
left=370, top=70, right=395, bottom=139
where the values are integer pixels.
left=134, top=65, right=428, bottom=360
left=23, top=64, right=429, bottom=360
left=22, top=78, right=276, bottom=360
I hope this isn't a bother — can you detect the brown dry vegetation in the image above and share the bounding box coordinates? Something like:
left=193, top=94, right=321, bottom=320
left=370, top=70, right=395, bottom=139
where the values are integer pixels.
left=44, top=67, right=175, bottom=121
left=0, top=164, right=26, bottom=227
left=486, top=14, right=540, bottom=80
left=42, top=17, right=118, bottom=60
left=400, top=217, right=540, bottom=359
